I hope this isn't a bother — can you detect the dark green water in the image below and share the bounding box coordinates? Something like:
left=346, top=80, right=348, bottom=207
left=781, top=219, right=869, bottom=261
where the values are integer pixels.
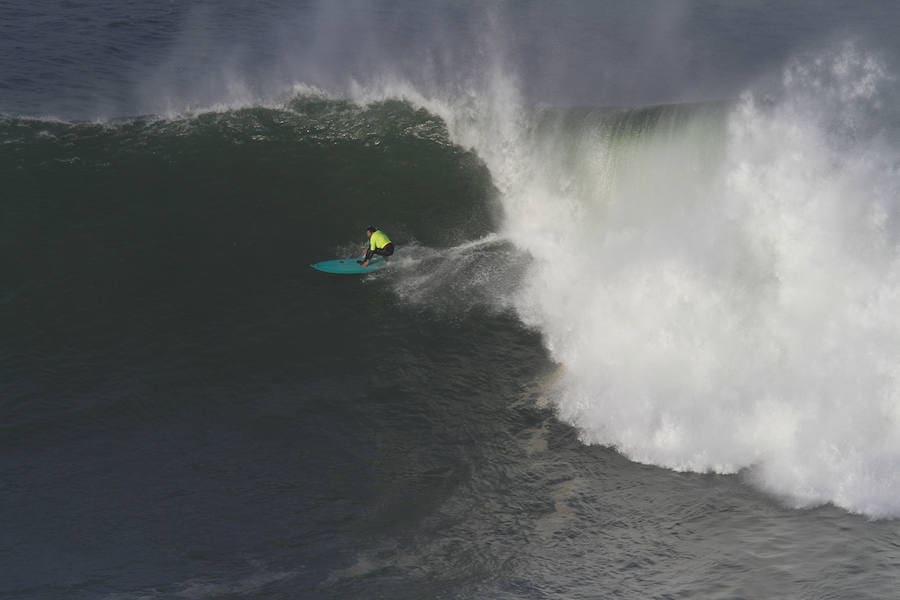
left=1, top=100, right=541, bottom=597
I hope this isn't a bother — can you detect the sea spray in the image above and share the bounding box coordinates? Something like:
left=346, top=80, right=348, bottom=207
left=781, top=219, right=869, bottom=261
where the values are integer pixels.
left=488, top=46, right=900, bottom=517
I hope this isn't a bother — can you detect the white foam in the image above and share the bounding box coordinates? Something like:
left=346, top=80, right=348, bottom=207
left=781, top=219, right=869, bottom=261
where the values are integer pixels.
left=462, top=44, right=900, bottom=518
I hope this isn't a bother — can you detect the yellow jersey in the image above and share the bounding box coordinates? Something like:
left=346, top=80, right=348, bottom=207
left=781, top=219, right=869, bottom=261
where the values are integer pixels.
left=369, top=230, right=392, bottom=251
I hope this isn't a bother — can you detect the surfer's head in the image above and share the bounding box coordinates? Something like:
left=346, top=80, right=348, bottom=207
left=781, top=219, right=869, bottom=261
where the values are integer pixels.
left=365, top=226, right=376, bottom=237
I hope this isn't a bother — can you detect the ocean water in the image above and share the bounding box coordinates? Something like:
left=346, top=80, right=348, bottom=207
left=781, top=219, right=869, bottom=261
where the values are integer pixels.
left=3, top=2, right=900, bottom=598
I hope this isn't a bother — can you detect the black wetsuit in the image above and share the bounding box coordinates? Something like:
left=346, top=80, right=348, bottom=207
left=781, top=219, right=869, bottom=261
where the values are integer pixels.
left=364, top=242, right=394, bottom=262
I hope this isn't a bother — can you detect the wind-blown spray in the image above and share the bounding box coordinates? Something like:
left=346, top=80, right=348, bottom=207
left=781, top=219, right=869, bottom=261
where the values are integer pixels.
left=471, top=45, right=900, bottom=517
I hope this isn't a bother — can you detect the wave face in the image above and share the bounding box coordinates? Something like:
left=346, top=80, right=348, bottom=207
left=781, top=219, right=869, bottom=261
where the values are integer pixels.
left=420, top=44, right=900, bottom=517
left=0, top=99, right=497, bottom=374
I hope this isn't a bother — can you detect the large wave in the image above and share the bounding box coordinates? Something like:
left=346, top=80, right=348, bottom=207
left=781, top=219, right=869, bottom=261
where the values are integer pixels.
left=21, top=28, right=900, bottom=516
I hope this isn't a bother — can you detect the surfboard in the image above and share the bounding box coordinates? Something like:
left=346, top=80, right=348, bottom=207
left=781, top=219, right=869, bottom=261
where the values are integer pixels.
left=310, top=257, right=386, bottom=274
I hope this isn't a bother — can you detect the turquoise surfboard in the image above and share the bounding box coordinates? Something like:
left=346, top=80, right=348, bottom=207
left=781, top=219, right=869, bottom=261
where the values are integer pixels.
left=310, top=257, right=386, bottom=274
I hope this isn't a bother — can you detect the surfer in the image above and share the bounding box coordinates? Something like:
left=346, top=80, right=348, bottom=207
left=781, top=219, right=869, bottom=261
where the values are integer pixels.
left=359, top=226, right=394, bottom=267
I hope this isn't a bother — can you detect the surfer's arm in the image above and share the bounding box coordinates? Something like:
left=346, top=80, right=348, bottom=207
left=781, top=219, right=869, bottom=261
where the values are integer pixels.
left=357, top=245, right=374, bottom=265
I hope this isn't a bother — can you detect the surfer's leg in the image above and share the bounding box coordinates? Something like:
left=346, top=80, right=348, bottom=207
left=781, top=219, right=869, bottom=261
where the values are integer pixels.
left=370, top=246, right=393, bottom=261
